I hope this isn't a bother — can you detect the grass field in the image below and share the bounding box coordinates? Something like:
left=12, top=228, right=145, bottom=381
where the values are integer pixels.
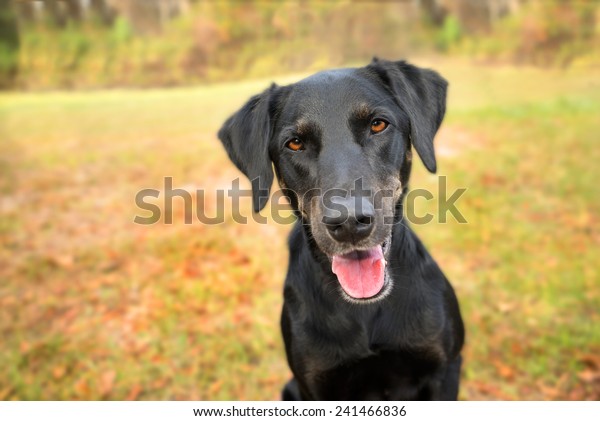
left=0, top=59, right=599, bottom=400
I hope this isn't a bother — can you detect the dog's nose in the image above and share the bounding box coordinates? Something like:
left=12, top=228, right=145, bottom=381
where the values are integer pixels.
left=323, top=197, right=375, bottom=243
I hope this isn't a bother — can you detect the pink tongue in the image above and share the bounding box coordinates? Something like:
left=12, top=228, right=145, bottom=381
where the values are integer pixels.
left=331, top=246, right=386, bottom=299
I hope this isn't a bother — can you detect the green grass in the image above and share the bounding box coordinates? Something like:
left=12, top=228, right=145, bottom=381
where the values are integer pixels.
left=0, top=60, right=599, bottom=400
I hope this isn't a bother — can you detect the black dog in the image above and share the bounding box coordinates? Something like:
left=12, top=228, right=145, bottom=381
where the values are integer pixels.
left=218, top=58, right=464, bottom=400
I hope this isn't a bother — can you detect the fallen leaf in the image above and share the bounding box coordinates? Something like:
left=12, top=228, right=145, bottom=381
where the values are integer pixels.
left=19, top=341, right=31, bottom=353
left=577, top=370, right=600, bottom=383
left=259, top=375, right=280, bottom=386
left=0, top=387, right=12, bottom=400
left=208, top=380, right=223, bottom=395
left=579, top=354, right=600, bottom=370
left=496, top=301, right=515, bottom=313
left=510, top=342, right=524, bottom=356
left=538, top=382, right=560, bottom=400
left=126, top=384, right=142, bottom=401
left=568, top=387, right=586, bottom=400
left=74, top=378, right=89, bottom=398
left=52, top=366, right=66, bottom=380
left=493, top=361, right=515, bottom=381
left=49, top=254, right=75, bottom=269
left=151, top=378, right=169, bottom=389
left=100, top=370, right=116, bottom=397
left=471, top=381, right=513, bottom=400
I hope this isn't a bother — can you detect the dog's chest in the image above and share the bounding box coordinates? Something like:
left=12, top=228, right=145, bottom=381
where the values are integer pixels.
left=294, top=312, right=445, bottom=400
left=307, top=349, right=442, bottom=400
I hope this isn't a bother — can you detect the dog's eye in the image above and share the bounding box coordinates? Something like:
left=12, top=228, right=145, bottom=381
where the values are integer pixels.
left=285, top=138, right=305, bottom=152
left=370, top=119, right=388, bottom=134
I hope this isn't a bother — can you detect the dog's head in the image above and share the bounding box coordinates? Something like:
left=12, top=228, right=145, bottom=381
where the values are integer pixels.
left=218, top=59, right=447, bottom=302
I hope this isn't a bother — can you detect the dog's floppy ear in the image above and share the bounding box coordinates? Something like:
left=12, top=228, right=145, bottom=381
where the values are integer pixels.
left=368, top=58, right=447, bottom=173
left=218, top=84, right=278, bottom=212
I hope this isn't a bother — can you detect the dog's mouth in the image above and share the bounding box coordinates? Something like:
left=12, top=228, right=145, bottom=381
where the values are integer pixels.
left=331, top=241, right=389, bottom=300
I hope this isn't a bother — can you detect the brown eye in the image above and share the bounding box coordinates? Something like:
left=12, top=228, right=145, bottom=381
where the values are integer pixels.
left=370, top=119, right=388, bottom=134
left=285, top=138, right=305, bottom=151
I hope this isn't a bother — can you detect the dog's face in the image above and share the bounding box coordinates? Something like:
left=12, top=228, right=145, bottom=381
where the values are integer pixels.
left=218, top=59, right=447, bottom=302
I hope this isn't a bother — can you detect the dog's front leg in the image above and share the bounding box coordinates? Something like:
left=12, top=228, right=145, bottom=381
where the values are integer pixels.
left=282, top=378, right=302, bottom=401
left=438, top=355, right=462, bottom=400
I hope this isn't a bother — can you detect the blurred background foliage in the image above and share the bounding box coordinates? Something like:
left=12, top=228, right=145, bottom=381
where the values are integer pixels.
left=1, top=0, right=599, bottom=90
left=1, top=0, right=599, bottom=401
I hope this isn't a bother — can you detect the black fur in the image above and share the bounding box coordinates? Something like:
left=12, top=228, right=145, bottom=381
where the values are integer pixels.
left=218, top=59, right=464, bottom=400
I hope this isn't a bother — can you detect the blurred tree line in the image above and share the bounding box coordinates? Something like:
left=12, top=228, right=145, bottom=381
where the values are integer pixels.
left=0, top=0, right=598, bottom=90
